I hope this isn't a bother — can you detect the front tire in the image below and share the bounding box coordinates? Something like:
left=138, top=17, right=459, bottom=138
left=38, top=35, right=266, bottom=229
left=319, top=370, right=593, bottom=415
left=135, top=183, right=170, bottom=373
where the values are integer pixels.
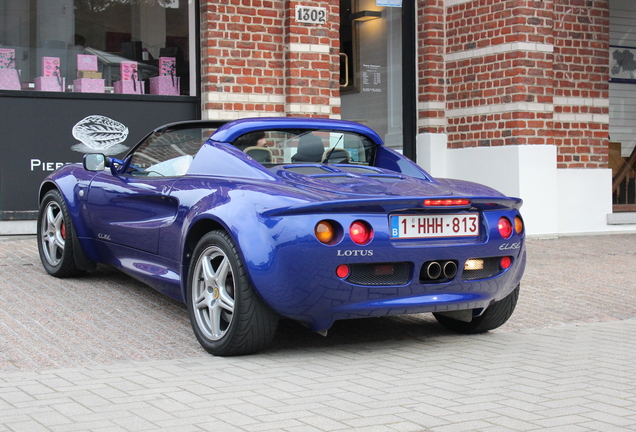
left=187, top=231, right=278, bottom=356
left=37, top=189, right=83, bottom=278
left=433, top=284, right=520, bottom=334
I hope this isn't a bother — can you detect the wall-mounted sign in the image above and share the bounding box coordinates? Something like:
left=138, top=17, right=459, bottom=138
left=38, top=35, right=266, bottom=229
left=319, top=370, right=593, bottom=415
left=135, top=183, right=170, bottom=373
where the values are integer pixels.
left=295, top=5, right=327, bottom=25
left=362, top=64, right=382, bottom=93
left=0, top=94, right=198, bottom=219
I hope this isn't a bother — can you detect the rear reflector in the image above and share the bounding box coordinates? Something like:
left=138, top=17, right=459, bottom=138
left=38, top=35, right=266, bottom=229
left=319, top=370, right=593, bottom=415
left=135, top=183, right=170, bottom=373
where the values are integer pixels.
left=374, top=264, right=394, bottom=276
left=336, top=264, right=350, bottom=278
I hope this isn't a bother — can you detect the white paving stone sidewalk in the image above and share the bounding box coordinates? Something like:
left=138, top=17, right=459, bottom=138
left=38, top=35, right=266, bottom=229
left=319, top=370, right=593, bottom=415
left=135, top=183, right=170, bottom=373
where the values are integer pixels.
left=1, top=318, right=636, bottom=432
left=1, top=234, right=635, bottom=431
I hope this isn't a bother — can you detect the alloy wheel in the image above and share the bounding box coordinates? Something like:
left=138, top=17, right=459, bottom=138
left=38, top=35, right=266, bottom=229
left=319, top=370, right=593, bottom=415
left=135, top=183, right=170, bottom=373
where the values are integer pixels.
left=40, top=201, right=66, bottom=267
left=191, top=246, right=236, bottom=341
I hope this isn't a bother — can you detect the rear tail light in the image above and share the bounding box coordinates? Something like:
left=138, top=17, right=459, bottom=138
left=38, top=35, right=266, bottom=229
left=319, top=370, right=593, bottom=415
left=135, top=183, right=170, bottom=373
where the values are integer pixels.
left=464, top=258, right=484, bottom=271
left=424, top=198, right=471, bottom=207
left=514, top=216, right=524, bottom=235
left=498, top=217, right=513, bottom=239
left=315, top=220, right=340, bottom=244
left=350, top=220, right=373, bottom=245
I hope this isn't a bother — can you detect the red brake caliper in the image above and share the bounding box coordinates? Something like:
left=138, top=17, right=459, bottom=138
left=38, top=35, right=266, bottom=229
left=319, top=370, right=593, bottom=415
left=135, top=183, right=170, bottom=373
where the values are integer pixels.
left=61, top=222, right=66, bottom=240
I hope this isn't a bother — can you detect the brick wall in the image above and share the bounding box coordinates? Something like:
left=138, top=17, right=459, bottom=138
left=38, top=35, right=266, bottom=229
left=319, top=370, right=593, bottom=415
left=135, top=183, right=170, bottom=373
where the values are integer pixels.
left=418, top=0, right=610, bottom=168
left=284, top=1, right=341, bottom=118
left=198, top=0, right=610, bottom=167
left=553, top=0, right=610, bottom=168
left=200, top=0, right=340, bottom=120
left=417, top=0, right=446, bottom=134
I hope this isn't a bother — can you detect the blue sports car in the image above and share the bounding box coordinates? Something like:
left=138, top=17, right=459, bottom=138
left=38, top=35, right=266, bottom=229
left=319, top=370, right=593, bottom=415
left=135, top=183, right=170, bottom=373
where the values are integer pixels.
left=38, top=117, right=526, bottom=356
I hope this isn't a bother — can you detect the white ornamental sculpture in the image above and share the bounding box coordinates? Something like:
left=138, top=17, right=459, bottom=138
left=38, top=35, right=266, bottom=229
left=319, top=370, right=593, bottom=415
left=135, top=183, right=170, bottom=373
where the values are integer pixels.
left=71, top=115, right=129, bottom=155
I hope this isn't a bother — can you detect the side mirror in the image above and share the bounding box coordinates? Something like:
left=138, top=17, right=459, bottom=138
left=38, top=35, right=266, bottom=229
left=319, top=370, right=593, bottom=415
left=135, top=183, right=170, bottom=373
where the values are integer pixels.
left=83, top=153, right=106, bottom=171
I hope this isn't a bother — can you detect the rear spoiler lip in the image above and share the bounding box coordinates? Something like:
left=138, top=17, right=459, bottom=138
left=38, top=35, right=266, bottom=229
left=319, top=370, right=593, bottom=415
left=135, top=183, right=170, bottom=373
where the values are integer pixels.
left=261, top=196, right=523, bottom=217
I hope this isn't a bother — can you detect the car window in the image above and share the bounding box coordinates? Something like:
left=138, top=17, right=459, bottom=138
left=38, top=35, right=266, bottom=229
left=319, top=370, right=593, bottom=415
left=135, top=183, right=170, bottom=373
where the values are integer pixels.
left=125, top=127, right=215, bottom=177
left=232, top=130, right=376, bottom=166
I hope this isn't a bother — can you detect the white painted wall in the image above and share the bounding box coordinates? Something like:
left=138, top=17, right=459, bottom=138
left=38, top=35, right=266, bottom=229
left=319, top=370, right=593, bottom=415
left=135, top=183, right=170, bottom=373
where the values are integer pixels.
left=417, top=133, right=636, bottom=237
left=556, top=169, right=614, bottom=234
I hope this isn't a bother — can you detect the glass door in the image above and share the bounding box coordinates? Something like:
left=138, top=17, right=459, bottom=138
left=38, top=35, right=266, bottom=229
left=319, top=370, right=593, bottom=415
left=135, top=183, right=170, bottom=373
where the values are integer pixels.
left=340, top=0, right=404, bottom=151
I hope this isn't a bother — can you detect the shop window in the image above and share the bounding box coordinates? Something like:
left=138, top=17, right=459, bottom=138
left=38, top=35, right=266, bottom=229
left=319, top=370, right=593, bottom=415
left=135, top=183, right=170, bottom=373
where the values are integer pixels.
left=0, top=0, right=194, bottom=96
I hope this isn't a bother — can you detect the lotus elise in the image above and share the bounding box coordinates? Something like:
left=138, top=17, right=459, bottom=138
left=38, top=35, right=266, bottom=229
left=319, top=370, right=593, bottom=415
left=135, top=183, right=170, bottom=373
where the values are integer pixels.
left=37, top=117, right=526, bottom=356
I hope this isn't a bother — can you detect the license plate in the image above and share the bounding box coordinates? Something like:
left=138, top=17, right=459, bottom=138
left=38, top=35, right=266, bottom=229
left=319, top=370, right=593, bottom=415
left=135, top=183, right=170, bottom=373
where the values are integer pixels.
left=390, top=214, right=480, bottom=239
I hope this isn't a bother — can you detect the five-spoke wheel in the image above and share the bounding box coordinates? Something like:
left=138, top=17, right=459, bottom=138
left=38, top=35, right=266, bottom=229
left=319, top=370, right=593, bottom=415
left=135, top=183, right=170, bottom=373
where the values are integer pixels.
left=187, top=231, right=278, bottom=356
left=41, top=199, right=66, bottom=267
left=37, top=190, right=82, bottom=277
left=191, top=245, right=237, bottom=341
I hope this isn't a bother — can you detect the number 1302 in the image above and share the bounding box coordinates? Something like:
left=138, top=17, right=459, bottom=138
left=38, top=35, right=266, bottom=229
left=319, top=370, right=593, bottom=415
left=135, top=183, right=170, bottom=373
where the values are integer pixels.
left=295, top=6, right=327, bottom=25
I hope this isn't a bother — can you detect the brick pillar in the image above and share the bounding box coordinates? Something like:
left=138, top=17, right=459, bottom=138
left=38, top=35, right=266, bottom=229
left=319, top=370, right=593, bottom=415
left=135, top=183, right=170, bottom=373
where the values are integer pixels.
left=200, top=0, right=340, bottom=120
left=417, top=0, right=446, bottom=134
left=284, top=1, right=341, bottom=118
left=200, top=1, right=286, bottom=119
left=553, top=0, right=610, bottom=168
left=443, top=0, right=555, bottom=149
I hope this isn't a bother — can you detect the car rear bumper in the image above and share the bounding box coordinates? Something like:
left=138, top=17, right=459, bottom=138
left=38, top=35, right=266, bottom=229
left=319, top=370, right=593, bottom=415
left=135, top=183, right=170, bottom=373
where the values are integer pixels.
left=249, top=241, right=527, bottom=332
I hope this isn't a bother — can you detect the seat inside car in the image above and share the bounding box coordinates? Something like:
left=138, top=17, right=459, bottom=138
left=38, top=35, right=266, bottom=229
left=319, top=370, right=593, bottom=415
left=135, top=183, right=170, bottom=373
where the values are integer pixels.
left=291, top=134, right=325, bottom=162
left=244, top=146, right=273, bottom=163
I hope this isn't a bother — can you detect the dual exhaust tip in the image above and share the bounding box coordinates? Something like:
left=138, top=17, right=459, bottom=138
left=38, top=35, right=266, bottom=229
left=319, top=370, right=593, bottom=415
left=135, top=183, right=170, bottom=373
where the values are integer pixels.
left=423, top=260, right=458, bottom=281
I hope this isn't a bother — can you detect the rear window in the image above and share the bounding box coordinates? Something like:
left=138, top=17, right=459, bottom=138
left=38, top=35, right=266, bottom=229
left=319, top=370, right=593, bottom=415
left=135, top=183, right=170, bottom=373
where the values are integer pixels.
left=232, top=130, right=376, bottom=166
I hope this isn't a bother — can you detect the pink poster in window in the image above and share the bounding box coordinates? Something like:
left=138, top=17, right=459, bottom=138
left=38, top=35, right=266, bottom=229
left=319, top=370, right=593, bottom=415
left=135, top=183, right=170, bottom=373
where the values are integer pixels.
left=120, top=61, right=138, bottom=81
left=42, top=57, right=61, bottom=77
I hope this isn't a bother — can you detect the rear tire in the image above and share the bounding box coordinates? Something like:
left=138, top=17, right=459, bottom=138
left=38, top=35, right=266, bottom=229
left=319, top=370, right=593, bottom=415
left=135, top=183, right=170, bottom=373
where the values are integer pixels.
left=37, top=190, right=84, bottom=278
left=187, top=230, right=278, bottom=356
left=434, top=284, right=519, bottom=334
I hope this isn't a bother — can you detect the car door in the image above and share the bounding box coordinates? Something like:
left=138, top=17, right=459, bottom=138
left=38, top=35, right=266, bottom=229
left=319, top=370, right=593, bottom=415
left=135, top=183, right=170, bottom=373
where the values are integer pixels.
left=85, top=127, right=208, bottom=254
left=85, top=173, right=177, bottom=254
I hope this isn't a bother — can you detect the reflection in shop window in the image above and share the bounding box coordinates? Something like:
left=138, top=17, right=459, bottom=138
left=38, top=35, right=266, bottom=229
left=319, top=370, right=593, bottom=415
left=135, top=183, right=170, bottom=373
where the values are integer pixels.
left=0, top=0, right=193, bottom=96
left=339, top=1, right=403, bottom=150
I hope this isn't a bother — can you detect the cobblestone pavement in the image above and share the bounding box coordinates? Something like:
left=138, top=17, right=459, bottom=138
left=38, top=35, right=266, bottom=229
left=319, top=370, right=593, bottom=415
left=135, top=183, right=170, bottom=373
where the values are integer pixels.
left=0, top=235, right=635, bottom=431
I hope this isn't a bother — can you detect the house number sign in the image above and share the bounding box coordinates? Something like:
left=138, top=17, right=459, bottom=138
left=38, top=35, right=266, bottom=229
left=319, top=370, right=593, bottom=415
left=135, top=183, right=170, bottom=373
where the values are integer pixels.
left=295, top=5, right=327, bottom=25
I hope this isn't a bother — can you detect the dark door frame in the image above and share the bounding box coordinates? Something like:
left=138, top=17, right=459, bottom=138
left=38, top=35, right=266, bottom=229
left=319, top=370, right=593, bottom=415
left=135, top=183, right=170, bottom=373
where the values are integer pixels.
left=402, top=1, right=417, bottom=162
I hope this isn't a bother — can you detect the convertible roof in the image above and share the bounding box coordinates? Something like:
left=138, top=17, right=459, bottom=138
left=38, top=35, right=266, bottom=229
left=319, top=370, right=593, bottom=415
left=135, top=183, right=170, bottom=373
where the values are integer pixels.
left=209, top=117, right=385, bottom=145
